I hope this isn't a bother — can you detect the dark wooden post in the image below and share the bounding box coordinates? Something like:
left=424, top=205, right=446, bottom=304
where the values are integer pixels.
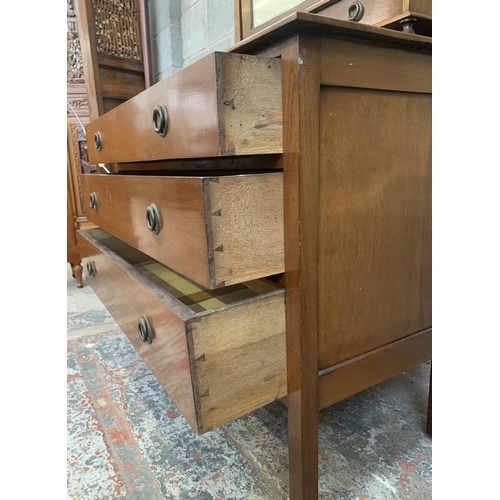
left=282, top=34, right=322, bottom=499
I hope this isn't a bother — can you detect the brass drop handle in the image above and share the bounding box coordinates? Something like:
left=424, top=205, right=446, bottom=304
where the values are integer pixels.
left=89, top=192, right=98, bottom=210
left=348, top=1, right=365, bottom=22
left=146, top=203, right=161, bottom=235
left=152, top=104, right=168, bottom=137
left=86, top=260, right=96, bottom=277
left=94, top=131, right=103, bottom=151
left=138, top=315, right=153, bottom=344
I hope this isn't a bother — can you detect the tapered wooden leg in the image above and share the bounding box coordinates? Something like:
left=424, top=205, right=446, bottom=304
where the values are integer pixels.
left=281, top=34, right=322, bottom=499
left=288, top=391, right=319, bottom=499
left=70, top=261, right=84, bottom=288
left=426, top=367, right=432, bottom=436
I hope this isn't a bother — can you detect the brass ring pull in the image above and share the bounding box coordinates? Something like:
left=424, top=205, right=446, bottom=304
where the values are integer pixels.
left=348, top=1, right=365, bottom=22
left=146, top=203, right=161, bottom=235
left=86, top=261, right=96, bottom=277
left=138, top=315, right=153, bottom=344
left=94, top=131, right=103, bottom=151
left=89, top=192, right=98, bottom=210
left=152, top=104, right=168, bottom=137
left=400, top=17, right=417, bottom=34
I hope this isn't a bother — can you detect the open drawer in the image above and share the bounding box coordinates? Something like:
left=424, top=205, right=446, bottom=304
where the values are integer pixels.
left=81, top=172, right=284, bottom=289
left=77, top=228, right=286, bottom=434
left=85, top=52, right=283, bottom=164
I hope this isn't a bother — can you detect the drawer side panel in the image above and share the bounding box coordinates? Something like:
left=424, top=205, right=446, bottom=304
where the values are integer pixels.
left=188, top=291, right=286, bottom=433
left=207, top=173, right=285, bottom=287
left=409, top=0, right=431, bottom=15
left=217, top=53, right=283, bottom=155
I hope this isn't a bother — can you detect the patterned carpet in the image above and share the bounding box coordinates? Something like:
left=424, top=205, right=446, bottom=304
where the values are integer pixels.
left=67, top=327, right=431, bottom=499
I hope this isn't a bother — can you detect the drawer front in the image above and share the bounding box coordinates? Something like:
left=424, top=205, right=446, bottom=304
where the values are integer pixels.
left=81, top=172, right=284, bottom=289
left=320, top=0, right=431, bottom=26
left=77, top=228, right=286, bottom=434
left=85, top=52, right=282, bottom=164
left=77, top=229, right=199, bottom=430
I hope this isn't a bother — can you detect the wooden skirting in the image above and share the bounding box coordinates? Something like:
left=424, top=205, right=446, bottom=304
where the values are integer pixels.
left=318, top=328, right=432, bottom=409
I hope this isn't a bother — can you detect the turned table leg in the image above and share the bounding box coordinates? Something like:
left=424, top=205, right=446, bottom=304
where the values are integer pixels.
left=70, top=261, right=84, bottom=288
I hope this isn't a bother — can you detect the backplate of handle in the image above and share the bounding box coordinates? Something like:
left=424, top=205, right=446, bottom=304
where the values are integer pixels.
left=94, top=131, right=103, bottom=151
left=348, top=1, right=364, bottom=22
left=86, top=260, right=96, bottom=277
left=138, top=315, right=153, bottom=344
left=89, top=192, right=98, bottom=210
left=152, top=104, right=168, bottom=137
left=146, top=203, right=161, bottom=235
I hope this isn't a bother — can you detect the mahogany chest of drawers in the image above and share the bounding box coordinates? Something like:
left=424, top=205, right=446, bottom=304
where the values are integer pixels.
left=78, top=12, right=432, bottom=498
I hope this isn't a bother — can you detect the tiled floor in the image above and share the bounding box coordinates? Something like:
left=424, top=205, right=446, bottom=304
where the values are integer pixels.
left=67, top=266, right=432, bottom=499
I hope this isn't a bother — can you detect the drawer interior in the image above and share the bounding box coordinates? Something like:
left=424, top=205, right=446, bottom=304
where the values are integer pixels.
left=88, top=227, right=282, bottom=313
left=80, top=227, right=286, bottom=433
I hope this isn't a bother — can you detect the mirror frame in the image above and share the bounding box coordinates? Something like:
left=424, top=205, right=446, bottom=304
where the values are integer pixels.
left=234, top=0, right=340, bottom=42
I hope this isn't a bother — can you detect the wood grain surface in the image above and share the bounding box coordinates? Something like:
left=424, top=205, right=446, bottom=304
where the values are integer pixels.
left=207, top=173, right=284, bottom=287
left=189, top=291, right=286, bottom=433
left=318, top=0, right=432, bottom=28
left=282, top=35, right=322, bottom=500
left=229, top=11, right=432, bottom=57
left=77, top=228, right=199, bottom=430
left=217, top=53, right=282, bottom=155
left=81, top=173, right=284, bottom=288
left=427, top=365, right=432, bottom=436
left=320, top=0, right=406, bottom=25
left=409, top=0, right=432, bottom=16
left=318, top=328, right=432, bottom=408
left=86, top=52, right=283, bottom=164
left=99, top=66, right=145, bottom=100
left=81, top=174, right=211, bottom=286
left=317, top=86, right=432, bottom=370
left=67, top=147, right=80, bottom=263
left=86, top=54, right=220, bottom=163
left=77, top=228, right=286, bottom=435
left=228, top=15, right=431, bottom=499
left=320, top=37, right=431, bottom=93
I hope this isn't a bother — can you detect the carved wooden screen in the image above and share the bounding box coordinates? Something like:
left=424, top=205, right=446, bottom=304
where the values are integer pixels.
left=67, top=0, right=149, bottom=255
left=92, top=0, right=142, bottom=59
left=67, top=0, right=94, bottom=229
left=76, top=0, right=147, bottom=119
